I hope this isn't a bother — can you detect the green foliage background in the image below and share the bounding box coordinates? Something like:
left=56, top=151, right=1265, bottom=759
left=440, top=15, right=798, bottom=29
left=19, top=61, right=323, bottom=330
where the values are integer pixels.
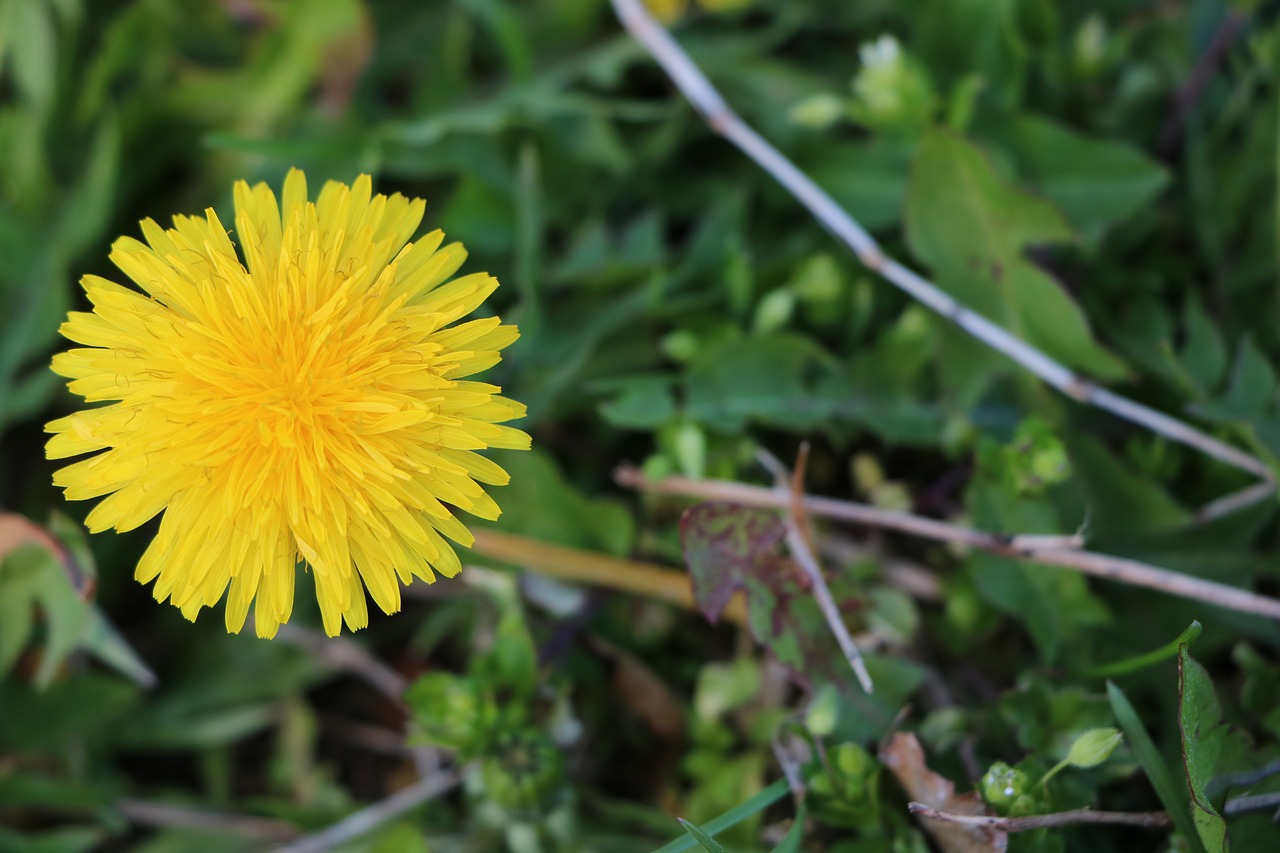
left=3, top=0, right=1280, bottom=851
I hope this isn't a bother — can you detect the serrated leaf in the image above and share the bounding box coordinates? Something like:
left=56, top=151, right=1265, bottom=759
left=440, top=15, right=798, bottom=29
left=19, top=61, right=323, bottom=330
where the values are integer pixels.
left=1178, top=646, right=1251, bottom=853
left=906, top=129, right=1126, bottom=380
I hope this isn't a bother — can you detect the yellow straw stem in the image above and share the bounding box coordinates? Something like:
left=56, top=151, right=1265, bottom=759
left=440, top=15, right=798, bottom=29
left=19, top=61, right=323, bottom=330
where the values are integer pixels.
left=470, top=529, right=748, bottom=627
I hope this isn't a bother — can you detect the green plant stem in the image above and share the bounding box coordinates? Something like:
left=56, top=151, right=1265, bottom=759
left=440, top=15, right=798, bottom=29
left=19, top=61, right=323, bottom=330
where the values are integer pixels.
left=1084, top=621, right=1203, bottom=678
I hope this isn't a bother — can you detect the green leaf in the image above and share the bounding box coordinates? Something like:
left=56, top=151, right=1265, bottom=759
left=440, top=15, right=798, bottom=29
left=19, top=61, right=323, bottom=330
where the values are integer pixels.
left=54, top=113, right=121, bottom=258
left=684, top=334, right=842, bottom=431
left=369, top=822, right=432, bottom=853
left=799, top=136, right=914, bottom=231
left=1108, top=681, right=1207, bottom=853
left=678, top=819, right=731, bottom=853
left=78, top=607, right=158, bottom=689
left=485, top=449, right=634, bottom=556
left=7, top=0, right=57, bottom=109
left=906, top=129, right=1126, bottom=379
left=405, top=673, right=491, bottom=751
left=1193, top=337, right=1277, bottom=424
left=0, top=674, right=139, bottom=752
left=995, top=115, right=1169, bottom=241
left=966, top=433, right=1109, bottom=662
left=0, top=826, right=104, bottom=853
left=1178, top=645, right=1251, bottom=853
left=597, top=376, right=678, bottom=429
left=1178, top=299, right=1228, bottom=398
left=0, top=771, right=114, bottom=811
left=0, top=542, right=92, bottom=689
left=1063, top=433, right=1190, bottom=539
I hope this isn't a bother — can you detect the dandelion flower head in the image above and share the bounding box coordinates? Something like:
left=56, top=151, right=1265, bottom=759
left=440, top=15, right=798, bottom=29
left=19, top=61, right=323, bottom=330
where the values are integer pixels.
left=46, top=169, right=529, bottom=637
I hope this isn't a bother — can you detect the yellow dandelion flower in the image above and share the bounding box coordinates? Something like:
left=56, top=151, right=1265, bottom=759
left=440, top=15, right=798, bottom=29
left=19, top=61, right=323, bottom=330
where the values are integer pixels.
left=45, top=169, right=529, bottom=638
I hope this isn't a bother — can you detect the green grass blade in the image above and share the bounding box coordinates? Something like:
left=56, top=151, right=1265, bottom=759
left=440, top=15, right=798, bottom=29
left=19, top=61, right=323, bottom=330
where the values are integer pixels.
left=1107, top=681, right=1207, bottom=853
left=651, top=777, right=790, bottom=853
left=678, top=819, right=731, bottom=853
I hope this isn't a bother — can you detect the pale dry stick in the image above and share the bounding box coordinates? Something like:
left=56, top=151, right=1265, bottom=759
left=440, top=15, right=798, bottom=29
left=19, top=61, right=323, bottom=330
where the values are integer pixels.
left=272, top=622, right=406, bottom=700
left=821, top=535, right=943, bottom=602
left=273, top=769, right=461, bottom=853
left=616, top=466, right=1280, bottom=621
left=913, top=788, right=1280, bottom=832
left=1223, top=790, right=1280, bottom=816
left=607, top=0, right=1275, bottom=496
left=117, top=798, right=299, bottom=842
left=758, top=447, right=874, bottom=693
left=908, top=803, right=1172, bottom=832
left=1192, top=480, right=1278, bottom=525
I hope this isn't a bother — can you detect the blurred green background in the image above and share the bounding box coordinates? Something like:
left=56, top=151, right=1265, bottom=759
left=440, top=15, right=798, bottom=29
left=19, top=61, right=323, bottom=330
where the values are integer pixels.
left=3, top=0, right=1280, bottom=851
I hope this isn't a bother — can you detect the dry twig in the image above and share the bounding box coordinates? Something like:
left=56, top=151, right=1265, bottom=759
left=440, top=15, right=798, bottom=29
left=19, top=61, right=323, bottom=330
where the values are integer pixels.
left=117, top=798, right=298, bottom=842
left=914, top=788, right=1280, bottom=833
left=759, top=446, right=874, bottom=693
left=908, top=803, right=1172, bottom=832
left=616, top=467, right=1280, bottom=621
left=271, top=622, right=406, bottom=701
left=273, top=770, right=461, bottom=853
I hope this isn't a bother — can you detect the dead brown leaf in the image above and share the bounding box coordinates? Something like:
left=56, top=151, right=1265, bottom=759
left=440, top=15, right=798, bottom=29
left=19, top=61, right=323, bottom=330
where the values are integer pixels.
left=588, top=634, right=686, bottom=741
left=880, top=732, right=1007, bottom=853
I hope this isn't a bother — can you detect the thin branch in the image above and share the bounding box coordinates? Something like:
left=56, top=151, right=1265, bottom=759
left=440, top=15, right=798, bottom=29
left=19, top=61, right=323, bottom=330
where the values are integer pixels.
left=760, top=447, right=874, bottom=693
left=913, top=788, right=1280, bottom=833
left=117, top=799, right=298, bottom=842
left=1208, top=758, right=1280, bottom=796
left=908, top=802, right=1173, bottom=832
left=821, top=535, right=943, bottom=602
left=272, top=770, right=461, bottom=853
left=1192, top=480, right=1277, bottom=525
left=270, top=622, right=407, bottom=702
left=1223, top=790, right=1280, bottom=816
left=607, top=0, right=1273, bottom=489
left=616, top=466, right=1280, bottom=621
